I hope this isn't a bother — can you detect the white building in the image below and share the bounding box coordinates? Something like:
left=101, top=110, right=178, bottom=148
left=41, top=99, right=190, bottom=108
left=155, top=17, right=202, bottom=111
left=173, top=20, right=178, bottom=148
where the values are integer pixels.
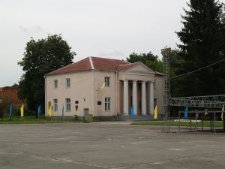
left=45, top=56, right=164, bottom=119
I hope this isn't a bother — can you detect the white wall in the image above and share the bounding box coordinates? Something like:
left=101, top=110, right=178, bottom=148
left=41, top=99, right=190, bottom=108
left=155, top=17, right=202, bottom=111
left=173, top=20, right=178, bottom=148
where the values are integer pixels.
left=45, top=67, right=164, bottom=118
left=93, top=71, right=117, bottom=116
left=45, top=71, right=93, bottom=117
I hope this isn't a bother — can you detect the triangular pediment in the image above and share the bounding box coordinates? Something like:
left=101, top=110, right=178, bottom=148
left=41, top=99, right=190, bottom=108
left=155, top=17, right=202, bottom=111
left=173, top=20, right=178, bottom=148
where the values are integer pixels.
left=126, top=62, right=154, bottom=74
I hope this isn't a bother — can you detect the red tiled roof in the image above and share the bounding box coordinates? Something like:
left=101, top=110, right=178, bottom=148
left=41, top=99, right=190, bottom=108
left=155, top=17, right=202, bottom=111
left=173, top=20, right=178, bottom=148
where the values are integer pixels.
left=91, top=57, right=130, bottom=71
left=47, top=56, right=134, bottom=75
left=47, top=57, right=91, bottom=75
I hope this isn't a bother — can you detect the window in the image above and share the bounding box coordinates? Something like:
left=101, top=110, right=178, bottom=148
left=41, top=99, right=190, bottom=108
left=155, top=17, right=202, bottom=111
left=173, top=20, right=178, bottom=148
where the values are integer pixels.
left=105, top=97, right=110, bottom=111
left=66, top=78, right=70, bottom=88
left=105, top=77, right=110, bottom=87
left=66, top=98, right=71, bottom=112
left=54, top=80, right=58, bottom=88
left=53, top=99, right=58, bottom=112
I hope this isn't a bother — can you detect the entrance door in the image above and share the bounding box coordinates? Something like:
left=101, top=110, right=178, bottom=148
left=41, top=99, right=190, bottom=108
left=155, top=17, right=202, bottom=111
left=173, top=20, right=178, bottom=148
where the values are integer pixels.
left=84, top=108, right=89, bottom=116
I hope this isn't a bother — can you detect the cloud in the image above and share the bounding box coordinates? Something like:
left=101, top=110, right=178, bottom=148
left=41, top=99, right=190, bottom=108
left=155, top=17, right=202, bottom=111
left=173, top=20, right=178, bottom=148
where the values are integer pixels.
left=97, top=50, right=124, bottom=57
left=19, top=25, right=45, bottom=34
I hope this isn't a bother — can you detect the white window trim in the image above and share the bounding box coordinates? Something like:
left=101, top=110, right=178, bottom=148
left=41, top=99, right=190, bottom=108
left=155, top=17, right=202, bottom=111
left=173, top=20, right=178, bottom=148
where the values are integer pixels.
left=66, top=78, right=70, bottom=88
left=66, top=98, right=71, bottom=112
left=53, top=99, right=58, bottom=112
left=105, top=77, right=110, bottom=87
left=54, top=79, right=58, bottom=89
left=105, top=97, right=111, bottom=111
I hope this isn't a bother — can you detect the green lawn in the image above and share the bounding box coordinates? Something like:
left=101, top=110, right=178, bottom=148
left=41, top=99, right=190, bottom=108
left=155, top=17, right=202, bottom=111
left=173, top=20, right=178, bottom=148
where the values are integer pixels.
left=1, top=116, right=224, bottom=128
left=0, top=116, right=75, bottom=124
left=132, top=120, right=225, bottom=128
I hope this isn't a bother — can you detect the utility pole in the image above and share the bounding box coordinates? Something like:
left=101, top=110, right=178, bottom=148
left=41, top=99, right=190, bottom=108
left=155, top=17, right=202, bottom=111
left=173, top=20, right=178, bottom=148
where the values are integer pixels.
left=161, top=48, right=171, bottom=132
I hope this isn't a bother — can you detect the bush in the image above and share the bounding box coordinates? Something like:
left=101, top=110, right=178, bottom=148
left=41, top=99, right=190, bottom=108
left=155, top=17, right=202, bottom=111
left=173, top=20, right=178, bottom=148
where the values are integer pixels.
left=0, top=97, right=10, bottom=118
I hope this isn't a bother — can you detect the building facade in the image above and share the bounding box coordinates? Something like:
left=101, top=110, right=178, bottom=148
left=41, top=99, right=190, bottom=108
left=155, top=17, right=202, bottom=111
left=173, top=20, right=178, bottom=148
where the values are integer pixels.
left=45, top=57, right=164, bottom=119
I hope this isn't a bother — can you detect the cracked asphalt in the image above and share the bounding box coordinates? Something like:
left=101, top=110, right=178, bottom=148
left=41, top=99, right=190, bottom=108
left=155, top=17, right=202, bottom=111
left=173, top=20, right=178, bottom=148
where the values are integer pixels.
left=0, top=122, right=225, bottom=169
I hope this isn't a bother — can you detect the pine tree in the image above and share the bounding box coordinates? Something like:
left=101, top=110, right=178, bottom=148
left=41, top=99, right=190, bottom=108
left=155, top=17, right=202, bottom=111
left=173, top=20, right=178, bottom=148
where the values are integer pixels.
left=176, top=0, right=225, bottom=96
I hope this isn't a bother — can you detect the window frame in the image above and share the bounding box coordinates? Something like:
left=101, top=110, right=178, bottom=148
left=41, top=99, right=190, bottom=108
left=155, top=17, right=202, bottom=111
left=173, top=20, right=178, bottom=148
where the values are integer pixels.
left=53, top=99, right=58, bottom=112
left=65, top=98, right=71, bottom=112
left=105, top=77, right=110, bottom=87
left=54, top=79, right=58, bottom=88
left=105, top=97, right=111, bottom=111
left=66, top=78, right=70, bottom=88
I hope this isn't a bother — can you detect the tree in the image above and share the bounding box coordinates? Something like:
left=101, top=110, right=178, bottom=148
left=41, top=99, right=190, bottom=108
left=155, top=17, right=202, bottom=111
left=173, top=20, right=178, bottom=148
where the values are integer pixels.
left=176, top=0, right=225, bottom=96
left=126, top=52, right=163, bottom=73
left=18, top=34, right=76, bottom=112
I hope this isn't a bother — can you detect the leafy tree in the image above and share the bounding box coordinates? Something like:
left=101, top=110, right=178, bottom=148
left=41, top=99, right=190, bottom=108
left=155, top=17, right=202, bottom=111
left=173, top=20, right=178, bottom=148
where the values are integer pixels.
left=126, top=52, right=163, bottom=72
left=11, top=83, right=18, bottom=88
left=176, top=0, right=225, bottom=96
left=18, top=34, right=76, bottom=112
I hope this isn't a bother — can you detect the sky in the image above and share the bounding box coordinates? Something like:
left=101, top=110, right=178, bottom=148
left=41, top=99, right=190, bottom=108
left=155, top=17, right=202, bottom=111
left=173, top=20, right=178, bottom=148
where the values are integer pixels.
left=0, top=0, right=192, bottom=87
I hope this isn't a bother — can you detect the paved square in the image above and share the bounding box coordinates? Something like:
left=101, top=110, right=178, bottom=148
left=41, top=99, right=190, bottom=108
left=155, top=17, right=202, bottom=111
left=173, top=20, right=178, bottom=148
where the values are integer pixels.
left=0, top=122, right=225, bottom=169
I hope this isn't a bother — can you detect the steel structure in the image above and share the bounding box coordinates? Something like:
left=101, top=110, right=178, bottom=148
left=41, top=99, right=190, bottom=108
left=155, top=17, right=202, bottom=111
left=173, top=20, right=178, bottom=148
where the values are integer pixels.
left=161, top=47, right=225, bottom=133
left=161, top=48, right=171, bottom=132
left=161, top=48, right=171, bottom=119
left=178, top=110, right=225, bottom=133
left=171, top=95, right=225, bottom=108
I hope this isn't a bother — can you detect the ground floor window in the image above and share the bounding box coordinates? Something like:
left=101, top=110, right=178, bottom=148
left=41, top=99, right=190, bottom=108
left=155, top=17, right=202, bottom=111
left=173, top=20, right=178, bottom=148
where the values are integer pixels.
left=105, top=97, right=110, bottom=111
left=66, top=98, right=71, bottom=112
left=53, top=99, right=58, bottom=112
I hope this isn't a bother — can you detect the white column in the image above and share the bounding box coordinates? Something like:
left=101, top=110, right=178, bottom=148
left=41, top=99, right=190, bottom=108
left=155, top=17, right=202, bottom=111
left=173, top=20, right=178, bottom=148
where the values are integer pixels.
left=141, top=81, right=146, bottom=115
left=132, top=81, right=137, bottom=115
left=123, top=80, right=129, bottom=115
left=149, top=81, right=154, bottom=115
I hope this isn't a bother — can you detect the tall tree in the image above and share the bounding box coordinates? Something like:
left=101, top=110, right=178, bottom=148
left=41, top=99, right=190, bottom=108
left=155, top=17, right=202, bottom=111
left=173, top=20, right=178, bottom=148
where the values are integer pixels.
left=176, top=0, right=225, bottom=96
left=126, top=52, right=163, bottom=73
left=18, top=34, right=76, bottom=112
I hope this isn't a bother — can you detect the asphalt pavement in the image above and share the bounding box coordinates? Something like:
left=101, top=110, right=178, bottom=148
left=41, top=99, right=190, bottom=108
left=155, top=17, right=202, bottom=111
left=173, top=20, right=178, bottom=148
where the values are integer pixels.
left=0, top=122, right=225, bottom=169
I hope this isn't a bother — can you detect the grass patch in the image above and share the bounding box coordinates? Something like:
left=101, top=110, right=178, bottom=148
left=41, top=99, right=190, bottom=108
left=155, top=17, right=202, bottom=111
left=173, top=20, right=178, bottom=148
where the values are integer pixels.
left=132, top=120, right=225, bottom=128
left=0, top=116, right=76, bottom=124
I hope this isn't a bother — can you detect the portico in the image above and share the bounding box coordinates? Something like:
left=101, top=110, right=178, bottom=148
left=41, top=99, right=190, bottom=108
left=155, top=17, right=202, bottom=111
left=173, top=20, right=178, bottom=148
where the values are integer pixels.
left=120, top=79, right=155, bottom=116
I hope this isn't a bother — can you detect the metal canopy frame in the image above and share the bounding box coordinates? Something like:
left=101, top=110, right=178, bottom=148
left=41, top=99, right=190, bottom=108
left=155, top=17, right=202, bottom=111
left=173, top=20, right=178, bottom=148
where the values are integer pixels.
left=178, top=110, right=225, bottom=133
left=161, top=47, right=225, bottom=133
left=171, top=95, right=225, bottom=108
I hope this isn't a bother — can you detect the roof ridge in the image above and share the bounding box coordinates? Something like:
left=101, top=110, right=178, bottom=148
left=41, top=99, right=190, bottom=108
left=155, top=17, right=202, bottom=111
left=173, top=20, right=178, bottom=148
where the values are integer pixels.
left=89, top=56, right=95, bottom=70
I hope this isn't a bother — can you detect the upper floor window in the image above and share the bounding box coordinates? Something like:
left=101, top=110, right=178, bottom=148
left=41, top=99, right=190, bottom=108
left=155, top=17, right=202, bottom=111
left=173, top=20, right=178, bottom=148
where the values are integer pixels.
left=54, top=80, right=58, bottom=88
left=66, top=78, right=70, bottom=88
left=105, top=77, right=110, bottom=87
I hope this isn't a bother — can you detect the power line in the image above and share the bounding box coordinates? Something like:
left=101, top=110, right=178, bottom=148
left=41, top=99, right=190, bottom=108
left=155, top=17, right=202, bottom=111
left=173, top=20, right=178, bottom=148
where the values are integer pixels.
left=171, top=58, right=225, bottom=79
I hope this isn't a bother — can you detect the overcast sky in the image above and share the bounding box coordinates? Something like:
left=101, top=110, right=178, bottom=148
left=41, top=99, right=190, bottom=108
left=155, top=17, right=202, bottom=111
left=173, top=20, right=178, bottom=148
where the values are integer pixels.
left=0, top=0, right=207, bottom=87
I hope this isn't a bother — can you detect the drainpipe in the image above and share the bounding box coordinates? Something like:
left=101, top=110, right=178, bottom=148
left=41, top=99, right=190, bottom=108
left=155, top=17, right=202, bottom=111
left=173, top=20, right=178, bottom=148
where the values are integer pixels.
left=115, top=71, right=118, bottom=116
left=92, top=70, right=95, bottom=116
left=44, top=75, right=47, bottom=117
left=89, top=56, right=95, bottom=116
